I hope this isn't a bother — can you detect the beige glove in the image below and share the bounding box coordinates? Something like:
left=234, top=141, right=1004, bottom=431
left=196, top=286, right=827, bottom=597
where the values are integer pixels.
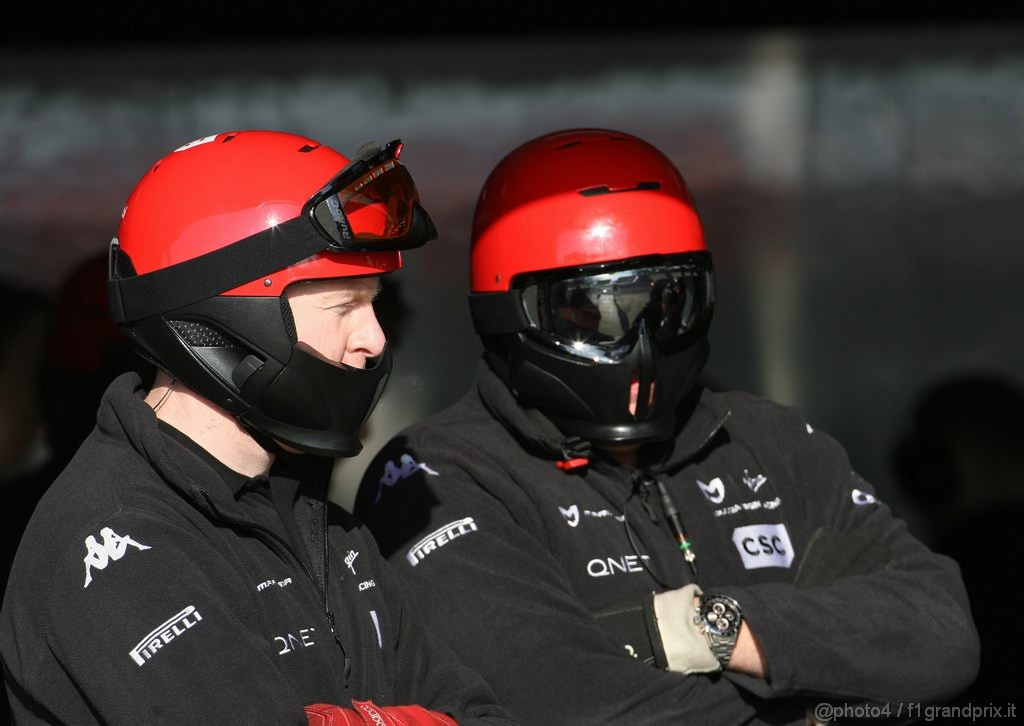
left=652, top=583, right=721, bottom=674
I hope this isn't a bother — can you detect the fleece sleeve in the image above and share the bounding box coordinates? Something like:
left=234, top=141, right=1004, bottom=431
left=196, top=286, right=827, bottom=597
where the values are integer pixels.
left=355, top=523, right=519, bottom=725
left=714, top=406, right=981, bottom=706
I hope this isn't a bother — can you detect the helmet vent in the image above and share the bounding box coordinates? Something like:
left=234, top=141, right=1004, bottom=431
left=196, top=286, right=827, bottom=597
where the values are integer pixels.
left=169, top=319, right=256, bottom=394
left=222, top=133, right=238, bottom=143
left=579, top=181, right=661, bottom=197
left=298, top=144, right=319, bottom=153
left=553, top=141, right=583, bottom=151
left=169, top=320, right=237, bottom=347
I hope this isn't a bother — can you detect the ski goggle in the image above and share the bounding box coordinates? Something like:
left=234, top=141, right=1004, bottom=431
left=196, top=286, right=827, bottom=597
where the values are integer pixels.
left=516, top=254, right=714, bottom=363
left=306, top=138, right=436, bottom=251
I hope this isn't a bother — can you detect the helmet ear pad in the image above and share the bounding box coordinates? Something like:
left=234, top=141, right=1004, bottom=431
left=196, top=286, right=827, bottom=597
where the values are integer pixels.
left=124, top=296, right=288, bottom=418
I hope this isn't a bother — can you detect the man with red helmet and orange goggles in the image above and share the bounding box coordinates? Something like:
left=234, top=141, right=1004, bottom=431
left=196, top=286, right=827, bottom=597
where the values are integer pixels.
left=0, top=130, right=516, bottom=725
left=355, top=128, right=979, bottom=724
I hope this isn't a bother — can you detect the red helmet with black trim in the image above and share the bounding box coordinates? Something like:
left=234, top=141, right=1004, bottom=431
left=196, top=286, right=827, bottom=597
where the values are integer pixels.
left=469, top=128, right=714, bottom=446
left=109, top=129, right=437, bottom=457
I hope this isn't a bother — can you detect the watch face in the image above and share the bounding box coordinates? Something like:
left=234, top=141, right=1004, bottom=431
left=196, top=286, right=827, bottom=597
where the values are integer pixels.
left=700, top=595, right=742, bottom=637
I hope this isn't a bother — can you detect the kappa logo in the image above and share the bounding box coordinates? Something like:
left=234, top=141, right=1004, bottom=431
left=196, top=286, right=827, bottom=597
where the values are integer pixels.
left=406, top=517, right=478, bottom=566
left=742, top=469, right=767, bottom=493
left=852, top=489, right=879, bottom=506
left=558, top=504, right=624, bottom=528
left=696, top=477, right=726, bottom=504
left=129, top=606, right=202, bottom=666
left=374, top=453, right=439, bottom=503
left=732, top=523, right=795, bottom=569
left=83, top=527, right=151, bottom=588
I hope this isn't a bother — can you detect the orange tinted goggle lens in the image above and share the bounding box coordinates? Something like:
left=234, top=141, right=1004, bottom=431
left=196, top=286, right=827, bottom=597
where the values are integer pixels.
left=313, top=160, right=419, bottom=245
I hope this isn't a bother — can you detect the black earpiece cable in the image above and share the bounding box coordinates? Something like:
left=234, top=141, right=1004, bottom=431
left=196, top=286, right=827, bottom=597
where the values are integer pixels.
left=622, top=471, right=699, bottom=586
left=655, top=478, right=699, bottom=580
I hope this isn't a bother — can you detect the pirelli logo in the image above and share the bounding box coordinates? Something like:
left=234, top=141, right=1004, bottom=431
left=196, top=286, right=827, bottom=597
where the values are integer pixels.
left=406, top=517, right=478, bottom=567
left=129, top=606, right=203, bottom=666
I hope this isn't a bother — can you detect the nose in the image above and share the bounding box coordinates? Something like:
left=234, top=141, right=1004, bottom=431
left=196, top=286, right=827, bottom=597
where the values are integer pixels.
left=342, top=303, right=387, bottom=369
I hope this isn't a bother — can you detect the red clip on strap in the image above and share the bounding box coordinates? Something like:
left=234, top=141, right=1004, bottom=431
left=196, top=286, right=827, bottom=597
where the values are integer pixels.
left=556, top=457, right=590, bottom=471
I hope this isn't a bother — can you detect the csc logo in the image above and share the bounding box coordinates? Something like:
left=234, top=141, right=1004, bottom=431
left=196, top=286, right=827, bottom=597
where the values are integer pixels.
left=731, top=524, right=794, bottom=569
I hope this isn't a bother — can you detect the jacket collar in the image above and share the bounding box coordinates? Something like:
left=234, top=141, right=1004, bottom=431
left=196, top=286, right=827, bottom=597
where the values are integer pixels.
left=95, top=372, right=328, bottom=519
left=472, top=356, right=731, bottom=474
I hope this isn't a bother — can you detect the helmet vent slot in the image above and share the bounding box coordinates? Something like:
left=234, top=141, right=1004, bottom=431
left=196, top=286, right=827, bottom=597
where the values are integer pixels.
left=169, top=319, right=255, bottom=393
left=579, top=181, right=661, bottom=197
left=170, top=320, right=236, bottom=347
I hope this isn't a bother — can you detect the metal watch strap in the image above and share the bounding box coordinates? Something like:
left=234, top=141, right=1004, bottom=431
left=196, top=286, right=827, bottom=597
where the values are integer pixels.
left=707, top=631, right=738, bottom=666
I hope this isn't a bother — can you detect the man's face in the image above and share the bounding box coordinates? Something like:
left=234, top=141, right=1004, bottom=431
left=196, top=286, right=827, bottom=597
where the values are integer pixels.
left=286, top=276, right=384, bottom=369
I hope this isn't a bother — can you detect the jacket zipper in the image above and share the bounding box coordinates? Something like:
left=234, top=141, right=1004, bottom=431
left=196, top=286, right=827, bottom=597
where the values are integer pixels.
left=198, top=490, right=351, bottom=681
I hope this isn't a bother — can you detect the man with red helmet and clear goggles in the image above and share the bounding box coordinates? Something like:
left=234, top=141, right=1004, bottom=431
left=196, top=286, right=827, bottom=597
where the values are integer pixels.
left=354, top=129, right=979, bottom=724
left=0, top=130, right=517, bottom=725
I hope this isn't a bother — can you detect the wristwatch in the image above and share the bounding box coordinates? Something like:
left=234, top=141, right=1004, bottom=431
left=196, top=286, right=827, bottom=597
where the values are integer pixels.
left=695, top=593, right=743, bottom=667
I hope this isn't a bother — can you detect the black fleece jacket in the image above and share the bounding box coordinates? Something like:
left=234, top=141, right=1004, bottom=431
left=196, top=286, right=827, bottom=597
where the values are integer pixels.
left=0, top=372, right=515, bottom=725
left=354, top=359, right=980, bottom=726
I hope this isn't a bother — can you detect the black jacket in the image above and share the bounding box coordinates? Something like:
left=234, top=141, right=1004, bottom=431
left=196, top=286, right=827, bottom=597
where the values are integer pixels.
left=354, top=360, right=980, bottom=725
left=0, top=372, right=515, bottom=725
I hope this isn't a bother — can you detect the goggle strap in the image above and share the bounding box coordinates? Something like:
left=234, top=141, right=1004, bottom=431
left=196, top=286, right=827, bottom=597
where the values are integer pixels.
left=468, top=291, right=530, bottom=336
left=337, top=140, right=383, bottom=176
left=108, top=219, right=325, bottom=324
left=351, top=140, right=382, bottom=163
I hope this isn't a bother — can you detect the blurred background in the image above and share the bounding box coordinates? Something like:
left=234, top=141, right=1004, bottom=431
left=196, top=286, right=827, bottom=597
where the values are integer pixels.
left=3, top=0, right=1024, bottom=649
left=2, top=6, right=1022, bottom=715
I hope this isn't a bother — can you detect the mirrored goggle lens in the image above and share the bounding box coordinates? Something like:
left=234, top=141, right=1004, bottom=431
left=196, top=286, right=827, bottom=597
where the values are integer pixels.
left=520, top=261, right=712, bottom=360
left=312, top=159, right=421, bottom=247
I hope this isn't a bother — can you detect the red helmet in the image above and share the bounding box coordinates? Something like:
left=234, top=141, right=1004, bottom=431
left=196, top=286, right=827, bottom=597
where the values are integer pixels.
left=468, top=128, right=714, bottom=446
left=109, top=129, right=437, bottom=457
left=471, top=128, right=706, bottom=292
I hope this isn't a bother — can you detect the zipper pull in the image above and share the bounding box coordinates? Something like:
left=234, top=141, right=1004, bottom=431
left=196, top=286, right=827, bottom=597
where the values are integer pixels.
left=325, top=611, right=352, bottom=683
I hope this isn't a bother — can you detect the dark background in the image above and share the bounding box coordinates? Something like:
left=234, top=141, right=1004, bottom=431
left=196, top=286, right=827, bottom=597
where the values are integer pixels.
left=5, top=7, right=1022, bottom=46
